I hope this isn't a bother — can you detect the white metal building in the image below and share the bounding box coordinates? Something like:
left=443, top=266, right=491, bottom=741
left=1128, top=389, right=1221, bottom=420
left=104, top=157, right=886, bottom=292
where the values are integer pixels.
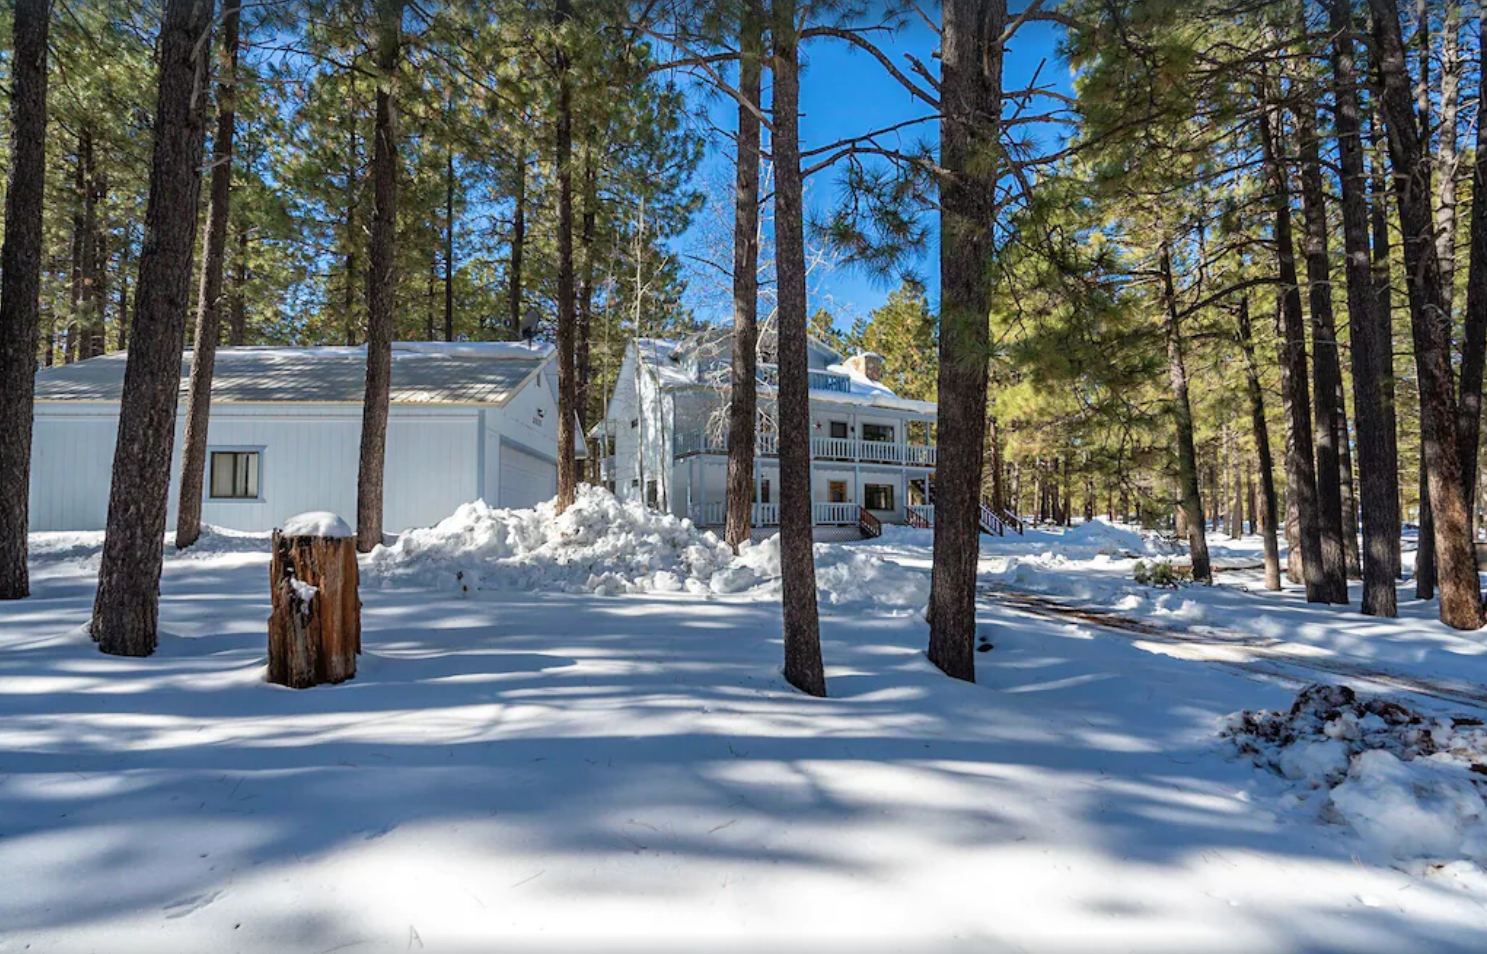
left=30, top=341, right=574, bottom=533
left=598, top=330, right=938, bottom=532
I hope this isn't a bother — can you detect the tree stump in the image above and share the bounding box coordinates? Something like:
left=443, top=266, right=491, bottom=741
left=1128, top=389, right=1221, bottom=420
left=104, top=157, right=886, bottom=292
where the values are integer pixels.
left=267, top=515, right=360, bottom=688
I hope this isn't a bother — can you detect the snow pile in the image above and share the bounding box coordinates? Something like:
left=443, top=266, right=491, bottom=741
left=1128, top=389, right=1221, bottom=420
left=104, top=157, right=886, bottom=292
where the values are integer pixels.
left=364, top=486, right=930, bottom=609
left=280, top=511, right=353, bottom=538
left=1225, top=684, right=1487, bottom=865
left=365, top=486, right=737, bottom=596
left=1054, top=519, right=1182, bottom=558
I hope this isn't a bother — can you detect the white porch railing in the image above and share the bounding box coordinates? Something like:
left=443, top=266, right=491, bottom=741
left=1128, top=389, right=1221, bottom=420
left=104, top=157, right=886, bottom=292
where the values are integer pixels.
left=907, top=504, right=934, bottom=528
left=813, top=502, right=858, bottom=525
left=676, top=430, right=936, bottom=468
left=753, top=502, right=779, bottom=526
left=690, top=502, right=727, bottom=526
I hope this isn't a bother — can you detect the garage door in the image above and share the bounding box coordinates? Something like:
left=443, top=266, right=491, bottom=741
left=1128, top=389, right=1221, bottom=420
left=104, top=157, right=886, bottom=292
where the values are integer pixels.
left=499, top=444, right=557, bottom=510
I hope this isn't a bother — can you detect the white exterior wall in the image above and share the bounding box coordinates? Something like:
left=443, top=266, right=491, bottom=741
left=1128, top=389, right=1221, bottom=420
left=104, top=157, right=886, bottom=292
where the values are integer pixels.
left=481, top=367, right=563, bottom=506
left=32, top=403, right=486, bottom=534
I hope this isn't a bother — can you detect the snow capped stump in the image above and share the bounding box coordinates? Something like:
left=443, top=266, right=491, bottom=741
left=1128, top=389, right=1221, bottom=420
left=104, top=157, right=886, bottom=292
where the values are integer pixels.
left=268, top=512, right=360, bottom=689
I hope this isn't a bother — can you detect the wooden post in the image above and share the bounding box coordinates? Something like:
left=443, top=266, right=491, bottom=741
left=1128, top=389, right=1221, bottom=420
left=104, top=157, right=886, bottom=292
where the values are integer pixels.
left=268, top=515, right=360, bottom=689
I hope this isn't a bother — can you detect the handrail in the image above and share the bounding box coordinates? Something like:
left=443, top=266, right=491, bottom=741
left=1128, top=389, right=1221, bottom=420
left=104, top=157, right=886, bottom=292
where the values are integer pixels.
left=978, top=500, right=1005, bottom=537
left=858, top=507, right=883, bottom=539
left=906, top=504, right=933, bottom=529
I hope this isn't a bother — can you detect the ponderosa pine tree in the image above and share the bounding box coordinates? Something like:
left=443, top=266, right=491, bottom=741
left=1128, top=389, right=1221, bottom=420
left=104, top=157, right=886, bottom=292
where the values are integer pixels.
left=356, top=0, right=405, bottom=553
left=553, top=0, right=579, bottom=514
left=1331, top=0, right=1398, bottom=617
left=772, top=0, right=826, bottom=698
left=1368, top=0, right=1481, bottom=630
left=1236, top=296, right=1281, bottom=590
left=725, top=0, right=764, bottom=551
left=927, top=0, right=1005, bottom=682
left=176, top=0, right=242, bottom=550
left=1159, top=240, right=1211, bottom=584
left=91, top=0, right=216, bottom=655
left=0, top=0, right=52, bottom=601
left=1460, top=12, right=1487, bottom=517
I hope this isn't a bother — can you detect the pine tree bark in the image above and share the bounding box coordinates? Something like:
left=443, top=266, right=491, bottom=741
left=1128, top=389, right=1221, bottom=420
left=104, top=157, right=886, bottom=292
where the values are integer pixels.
left=228, top=220, right=246, bottom=345
left=927, top=0, right=1004, bottom=682
left=1336, top=397, right=1362, bottom=578
left=176, top=0, right=240, bottom=550
left=1368, top=107, right=1403, bottom=581
left=577, top=149, right=597, bottom=472
left=553, top=0, right=578, bottom=514
left=1298, top=102, right=1349, bottom=602
left=1160, top=242, right=1212, bottom=583
left=725, top=0, right=763, bottom=551
left=91, top=0, right=215, bottom=655
left=1436, top=0, right=1461, bottom=318
left=355, top=0, right=403, bottom=553
left=342, top=60, right=360, bottom=347
left=773, top=0, right=826, bottom=697
left=1369, top=0, right=1482, bottom=629
left=1456, top=11, right=1487, bottom=540
left=115, top=220, right=132, bottom=349
left=1259, top=89, right=1327, bottom=602
left=77, top=127, right=104, bottom=360
left=444, top=143, right=455, bottom=342
left=507, top=154, right=525, bottom=337
left=0, top=0, right=51, bottom=600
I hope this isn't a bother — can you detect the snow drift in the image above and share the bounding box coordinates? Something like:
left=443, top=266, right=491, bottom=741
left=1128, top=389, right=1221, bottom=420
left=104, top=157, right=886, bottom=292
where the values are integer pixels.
left=1225, top=684, right=1487, bottom=866
left=364, top=486, right=929, bottom=610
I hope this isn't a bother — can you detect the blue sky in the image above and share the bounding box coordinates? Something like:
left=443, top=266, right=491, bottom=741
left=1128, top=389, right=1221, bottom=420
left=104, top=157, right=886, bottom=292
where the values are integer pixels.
left=676, top=10, right=1071, bottom=331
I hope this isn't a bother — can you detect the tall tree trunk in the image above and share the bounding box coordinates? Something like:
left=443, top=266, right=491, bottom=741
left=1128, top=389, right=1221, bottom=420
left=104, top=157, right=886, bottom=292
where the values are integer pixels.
left=1229, top=424, right=1243, bottom=541
left=0, top=0, right=51, bottom=600
left=355, top=0, right=403, bottom=554
left=342, top=59, right=359, bottom=347
left=928, top=0, right=1005, bottom=682
left=78, top=127, right=103, bottom=359
left=1436, top=0, right=1461, bottom=318
left=1337, top=396, right=1362, bottom=577
left=444, top=142, right=455, bottom=342
left=67, top=140, right=82, bottom=363
left=1160, top=242, right=1212, bottom=582
left=91, top=0, right=215, bottom=655
left=115, top=219, right=131, bottom=349
left=1298, top=102, right=1350, bottom=602
left=577, top=148, right=597, bottom=472
left=1369, top=0, right=1482, bottom=629
left=1259, top=87, right=1327, bottom=602
left=1368, top=105, right=1403, bottom=580
left=553, top=0, right=578, bottom=514
left=1456, top=10, right=1487, bottom=546
left=229, top=219, right=246, bottom=344
left=507, top=153, right=525, bottom=337
left=176, top=0, right=240, bottom=550
left=771, top=0, right=826, bottom=697
left=725, top=0, right=763, bottom=551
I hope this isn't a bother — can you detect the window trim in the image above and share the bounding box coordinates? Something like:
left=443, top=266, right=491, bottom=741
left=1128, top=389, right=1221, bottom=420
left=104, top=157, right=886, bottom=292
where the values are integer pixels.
left=206, top=446, right=265, bottom=503
left=828, top=480, right=849, bottom=504
left=864, top=483, right=895, bottom=511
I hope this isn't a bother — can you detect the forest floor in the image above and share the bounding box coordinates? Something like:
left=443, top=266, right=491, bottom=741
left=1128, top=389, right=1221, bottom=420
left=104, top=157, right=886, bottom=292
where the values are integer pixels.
left=4, top=514, right=1487, bottom=952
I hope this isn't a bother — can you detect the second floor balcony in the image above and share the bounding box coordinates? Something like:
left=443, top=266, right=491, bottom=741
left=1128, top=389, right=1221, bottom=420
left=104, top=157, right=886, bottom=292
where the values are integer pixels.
left=675, top=429, right=936, bottom=467
left=755, top=363, right=853, bottom=394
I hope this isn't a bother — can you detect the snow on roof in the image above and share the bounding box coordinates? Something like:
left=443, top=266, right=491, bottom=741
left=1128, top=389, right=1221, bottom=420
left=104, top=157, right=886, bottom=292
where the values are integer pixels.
left=34, top=341, right=552, bottom=407
left=630, top=332, right=936, bottom=416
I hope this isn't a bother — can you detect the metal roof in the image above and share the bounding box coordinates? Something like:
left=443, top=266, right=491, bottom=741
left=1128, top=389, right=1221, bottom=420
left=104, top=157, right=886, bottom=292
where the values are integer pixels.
left=34, top=342, right=552, bottom=407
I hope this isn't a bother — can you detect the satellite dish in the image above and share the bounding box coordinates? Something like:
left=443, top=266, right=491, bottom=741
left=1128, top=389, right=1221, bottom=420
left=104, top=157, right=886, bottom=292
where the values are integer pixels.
left=519, top=306, right=541, bottom=344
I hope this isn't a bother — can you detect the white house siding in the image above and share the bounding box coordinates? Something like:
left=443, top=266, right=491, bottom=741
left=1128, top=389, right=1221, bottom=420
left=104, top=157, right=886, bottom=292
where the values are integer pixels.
left=30, top=403, right=482, bottom=533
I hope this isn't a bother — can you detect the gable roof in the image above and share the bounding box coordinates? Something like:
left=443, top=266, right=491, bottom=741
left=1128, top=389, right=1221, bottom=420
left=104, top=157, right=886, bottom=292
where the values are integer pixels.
left=34, top=341, right=553, bottom=407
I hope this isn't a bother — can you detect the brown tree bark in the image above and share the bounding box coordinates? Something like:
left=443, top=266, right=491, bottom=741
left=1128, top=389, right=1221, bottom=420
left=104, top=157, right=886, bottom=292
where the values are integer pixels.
left=1368, top=106, right=1403, bottom=581
left=355, top=0, right=403, bottom=553
left=342, top=59, right=360, bottom=347
left=1436, top=0, right=1461, bottom=318
left=1336, top=396, right=1362, bottom=578
left=228, top=219, right=246, bottom=345
left=772, top=0, right=826, bottom=698
left=176, top=0, right=241, bottom=550
left=1298, top=103, right=1350, bottom=602
left=1456, top=11, right=1487, bottom=539
left=91, top=0, right=215, bottom=655
left=1160, top=242, right=1212, bottom=583
left=444, top=142, right=456, bottom=342
left=577, top=148, right=597, bottom=471
left=1369, top=0, right=1482, bottom=629
left=115, top=220, right=132, bottom=350
left=267, top=530, right=360, bottom=689
left=927, top=0, right=1005, bottom=682
left=507, top=154, right=525, bottom=337
left=1259, top=89, right=1327, bottom=602
left=77, top=127, right=105, bottom=360
left=726, top=0, right=763, bottom=551
left=553, top=0, right=578, bottom=514
left=0, top=0, right=51, bottom=600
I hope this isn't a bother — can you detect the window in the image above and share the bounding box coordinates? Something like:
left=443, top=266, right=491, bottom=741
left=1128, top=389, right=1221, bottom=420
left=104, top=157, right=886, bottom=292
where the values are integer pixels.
left=829, top=421, right=848, bottom=439
left=757, top=479, right=771, bottom=504
left=829, top=480, right=849, bottom=503
left=209, top=451, right=259, bottom=500
left=646, top=480, right=659, bottom=507
left=862, top=423, right=895, bottom=443
left=865, top=484, right=895, bottom=511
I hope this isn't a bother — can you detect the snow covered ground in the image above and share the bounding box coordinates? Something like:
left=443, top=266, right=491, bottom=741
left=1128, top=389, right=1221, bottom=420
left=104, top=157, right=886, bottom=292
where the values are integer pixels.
left=5, top=507, right=1487, bottom=951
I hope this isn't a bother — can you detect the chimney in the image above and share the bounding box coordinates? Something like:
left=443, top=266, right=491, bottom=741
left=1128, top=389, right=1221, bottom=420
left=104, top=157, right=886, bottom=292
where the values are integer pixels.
left=845, top=352, right=885, bottom=383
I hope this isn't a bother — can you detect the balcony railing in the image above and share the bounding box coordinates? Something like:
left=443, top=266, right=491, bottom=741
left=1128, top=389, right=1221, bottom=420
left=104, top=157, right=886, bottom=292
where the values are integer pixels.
left=687, top=501, right=848, bottom=528
left=755, top=363, right=853, bottom=393
left=675, top=430, right=935, bottom=467
left=907, top=504, right=934, bottom=528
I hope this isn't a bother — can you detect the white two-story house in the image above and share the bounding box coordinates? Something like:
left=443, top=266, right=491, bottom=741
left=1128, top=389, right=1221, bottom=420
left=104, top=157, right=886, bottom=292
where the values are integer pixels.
left=597, top=328, right=938, bottom=535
